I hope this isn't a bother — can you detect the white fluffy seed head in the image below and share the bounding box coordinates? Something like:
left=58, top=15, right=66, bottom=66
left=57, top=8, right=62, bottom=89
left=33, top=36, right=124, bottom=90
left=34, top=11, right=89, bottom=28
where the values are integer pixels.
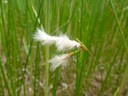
left=33, top=29, right=59, bottom=45
left=49, top=54, right=70, bottom=71
left=56, top=35, right=81, bottom=52
left=33, top=29, right=81, bottom=51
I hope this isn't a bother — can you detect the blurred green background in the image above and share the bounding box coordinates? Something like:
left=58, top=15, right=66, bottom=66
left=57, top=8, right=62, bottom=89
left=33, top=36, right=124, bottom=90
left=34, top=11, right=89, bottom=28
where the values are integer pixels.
left=0, top=0, right=128, bottom=96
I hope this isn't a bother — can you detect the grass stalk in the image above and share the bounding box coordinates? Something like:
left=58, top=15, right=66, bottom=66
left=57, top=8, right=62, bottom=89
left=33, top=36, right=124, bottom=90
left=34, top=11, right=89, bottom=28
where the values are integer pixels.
left=53, top=68, right=59, bottom=96
left=34, top=44, right=40, bottom=96
left=110, top=0, right=128, bottom=55
left=0, top=0, right=128, bottom=95
left=110, top=0, right=128, bottom=95
left=76, top=38, right=103, bottom=81
left=45, top=46, right=49, bottom=96
left=0, top=59, right=12, bottom=96
left=44, top=0, right=50, bottom=96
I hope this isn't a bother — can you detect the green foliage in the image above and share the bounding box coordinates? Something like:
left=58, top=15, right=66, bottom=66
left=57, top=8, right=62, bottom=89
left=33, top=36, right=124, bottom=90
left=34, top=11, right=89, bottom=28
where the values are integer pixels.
left=0, top=0, right=128, bottom=96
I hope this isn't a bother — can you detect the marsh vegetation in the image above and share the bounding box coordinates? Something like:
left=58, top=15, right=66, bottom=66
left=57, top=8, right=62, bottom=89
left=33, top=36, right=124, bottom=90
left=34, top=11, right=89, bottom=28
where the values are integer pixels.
left=0, top=0, right=128, bottom=96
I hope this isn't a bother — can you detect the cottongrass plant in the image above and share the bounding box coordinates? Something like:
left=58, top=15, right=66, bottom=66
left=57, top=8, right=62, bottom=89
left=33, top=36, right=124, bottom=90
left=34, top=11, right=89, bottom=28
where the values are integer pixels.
left=33, top=28, right=102, bottom=75
left=33, top=28, right=82, bottom=70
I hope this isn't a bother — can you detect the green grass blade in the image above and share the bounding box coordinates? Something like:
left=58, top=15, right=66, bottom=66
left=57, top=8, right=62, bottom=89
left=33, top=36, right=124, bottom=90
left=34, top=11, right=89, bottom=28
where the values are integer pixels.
left=0, top=59, right=12, bottom=96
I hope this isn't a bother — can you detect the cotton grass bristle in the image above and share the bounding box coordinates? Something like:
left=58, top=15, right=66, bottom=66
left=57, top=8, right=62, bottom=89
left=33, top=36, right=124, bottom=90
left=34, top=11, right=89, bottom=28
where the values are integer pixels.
left=56, top=35, right=81, bottom=52
left=33, top=29, right=59, bottom=45
left=49, top=54, right=70, bottom=71
left=33, top=29, right=81, bottom=51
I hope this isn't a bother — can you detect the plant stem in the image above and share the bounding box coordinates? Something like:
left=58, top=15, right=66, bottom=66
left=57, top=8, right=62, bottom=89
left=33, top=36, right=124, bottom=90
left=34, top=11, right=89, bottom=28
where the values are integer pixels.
left=110, top=1, right=128, bottom=95
left=45, top=46, right=49, bottom=96
left=45, top=0, right=50, bottom=96
left=76, top=38, right=103, bottom=81
left=110, top=0, right=128, bottom=55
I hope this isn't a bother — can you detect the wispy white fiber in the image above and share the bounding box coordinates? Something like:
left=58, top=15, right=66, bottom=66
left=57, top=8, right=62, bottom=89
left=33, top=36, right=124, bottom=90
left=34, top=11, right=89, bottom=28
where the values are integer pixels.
left=49, top=54, right=70, bottom=71
left=33, top=28, right=81, bottom=51
left=56, top=35, right=81, bottom=52
left=33, top=29, right=59, bottom=45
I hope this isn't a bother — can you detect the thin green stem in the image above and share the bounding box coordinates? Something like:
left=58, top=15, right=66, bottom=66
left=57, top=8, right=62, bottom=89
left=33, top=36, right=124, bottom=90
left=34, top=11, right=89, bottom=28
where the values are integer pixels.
left=76, top=38, right=103, bottom=81
left=0, top=59, right=12, bottom=96
left=110, top=0, right=128, bottom=55
left=44, top=0, right=50, bottom=96
left=110, top=1, right=128, bottom=95
left=45, top=46, right=49, bottom=96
